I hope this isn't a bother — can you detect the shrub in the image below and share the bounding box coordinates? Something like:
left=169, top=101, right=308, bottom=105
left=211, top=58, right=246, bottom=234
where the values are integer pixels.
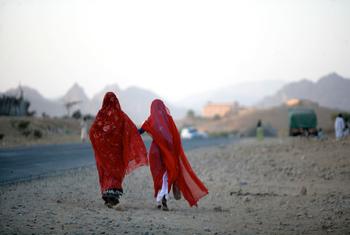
left=213, top=115, right=221, bottom=120
left=42, top=112, right=50, bottom=118
left=186, top=110, right=195, bottom=118
left=17, top=121, right=30, bottom=130
left=28, top=111, right=36, bottom=117
left=22, top=130, right=31, bottom=137
left=83, top=114, right=95, bottom=120
left=72, top=110, right=82, bottom=119
left=33, top=129, right=43, bottom=138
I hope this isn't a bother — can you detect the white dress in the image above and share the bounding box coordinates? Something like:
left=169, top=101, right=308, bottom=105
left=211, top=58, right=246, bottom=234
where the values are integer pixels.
left=156, top=172, right=169, bottom=202
left=334, top=117, right=345, bottom=140
left=80, top=120, right=88, bottom=142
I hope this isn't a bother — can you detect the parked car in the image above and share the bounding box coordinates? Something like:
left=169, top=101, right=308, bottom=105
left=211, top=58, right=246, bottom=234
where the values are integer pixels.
left=181, top=127, right=208, bottom=139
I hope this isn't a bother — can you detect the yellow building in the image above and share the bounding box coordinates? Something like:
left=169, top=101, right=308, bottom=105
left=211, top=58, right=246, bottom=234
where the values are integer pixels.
left=285, top=98, right=318, bottom=107
left=202, top=102, right=239, bottom=118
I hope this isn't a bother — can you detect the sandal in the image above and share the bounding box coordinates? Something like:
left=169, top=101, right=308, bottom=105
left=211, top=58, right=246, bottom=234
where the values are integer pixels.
left=161, top=196, right=169, bottom=211
left=102, top=189, right=123, bottom=207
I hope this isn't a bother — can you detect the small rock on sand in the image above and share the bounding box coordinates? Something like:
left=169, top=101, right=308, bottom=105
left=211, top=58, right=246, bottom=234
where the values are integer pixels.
left=300, top=186, right=307, bottom=196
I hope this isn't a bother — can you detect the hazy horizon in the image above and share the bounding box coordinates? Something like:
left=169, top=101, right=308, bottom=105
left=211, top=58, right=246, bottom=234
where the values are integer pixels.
left=1, top=0, right=350, bottom=102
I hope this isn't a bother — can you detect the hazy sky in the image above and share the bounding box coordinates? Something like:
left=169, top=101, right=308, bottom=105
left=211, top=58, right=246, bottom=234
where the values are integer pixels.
left=0, top=0, right=349, bottom=101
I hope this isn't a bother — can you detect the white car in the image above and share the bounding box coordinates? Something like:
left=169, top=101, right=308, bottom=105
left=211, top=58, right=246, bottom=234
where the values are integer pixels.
left=181, top=127, right=208, bottom=139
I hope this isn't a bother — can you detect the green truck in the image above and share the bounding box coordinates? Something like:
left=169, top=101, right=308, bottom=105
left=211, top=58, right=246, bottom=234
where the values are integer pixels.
left=288, top=108, right=318, bottom=136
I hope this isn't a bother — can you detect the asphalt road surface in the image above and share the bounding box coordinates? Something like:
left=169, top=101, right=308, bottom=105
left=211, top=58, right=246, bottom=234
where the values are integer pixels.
left=0, top=137, right=237, bottom=185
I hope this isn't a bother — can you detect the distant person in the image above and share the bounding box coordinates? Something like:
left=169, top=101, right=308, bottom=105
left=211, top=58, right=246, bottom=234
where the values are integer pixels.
left=334, top=113, right=345, bottom=140
left=89, top=92, right=147, bottom=208
left=344, top=123, right=349, bottom=137
left=256, top=120, right=264, bottom=141
left=139, top=99, right=208, bottom=210
left=80, top=116, right=88, bottom=143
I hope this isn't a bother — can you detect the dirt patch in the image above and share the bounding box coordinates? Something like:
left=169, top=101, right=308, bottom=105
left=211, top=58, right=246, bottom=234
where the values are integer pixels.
left=0, top=117, right=83, bottom=148
left=0, top=137, right=349, bottom=234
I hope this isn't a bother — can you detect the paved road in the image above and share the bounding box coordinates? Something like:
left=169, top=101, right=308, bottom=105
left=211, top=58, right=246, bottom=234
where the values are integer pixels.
left=0, top=137, right=237, bottom=185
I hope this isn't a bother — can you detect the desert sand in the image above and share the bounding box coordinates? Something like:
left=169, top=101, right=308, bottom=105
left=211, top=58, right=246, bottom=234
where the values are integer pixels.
left=0, top=137, right=349, bottom=234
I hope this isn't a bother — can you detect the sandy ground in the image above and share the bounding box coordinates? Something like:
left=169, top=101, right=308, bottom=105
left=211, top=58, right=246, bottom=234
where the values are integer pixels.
left=0, top=137, right=349, bottom=234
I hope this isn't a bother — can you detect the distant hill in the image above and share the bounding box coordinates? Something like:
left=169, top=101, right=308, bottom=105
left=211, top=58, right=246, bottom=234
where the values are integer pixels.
left=176, top=80, right=286, bottom=112
left=258, top=73, right=350, bottom=111
left=1, top=84, right=186, bottom=124
left=61, top=83, right=90, bottom=114
left=3, top=86, right=65, bottom=116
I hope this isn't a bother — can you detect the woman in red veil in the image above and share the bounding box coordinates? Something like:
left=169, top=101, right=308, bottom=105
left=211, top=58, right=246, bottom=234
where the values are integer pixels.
left=89, top=92, right=148, bottom=207
left=140, top=99, right=208, bottom=210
